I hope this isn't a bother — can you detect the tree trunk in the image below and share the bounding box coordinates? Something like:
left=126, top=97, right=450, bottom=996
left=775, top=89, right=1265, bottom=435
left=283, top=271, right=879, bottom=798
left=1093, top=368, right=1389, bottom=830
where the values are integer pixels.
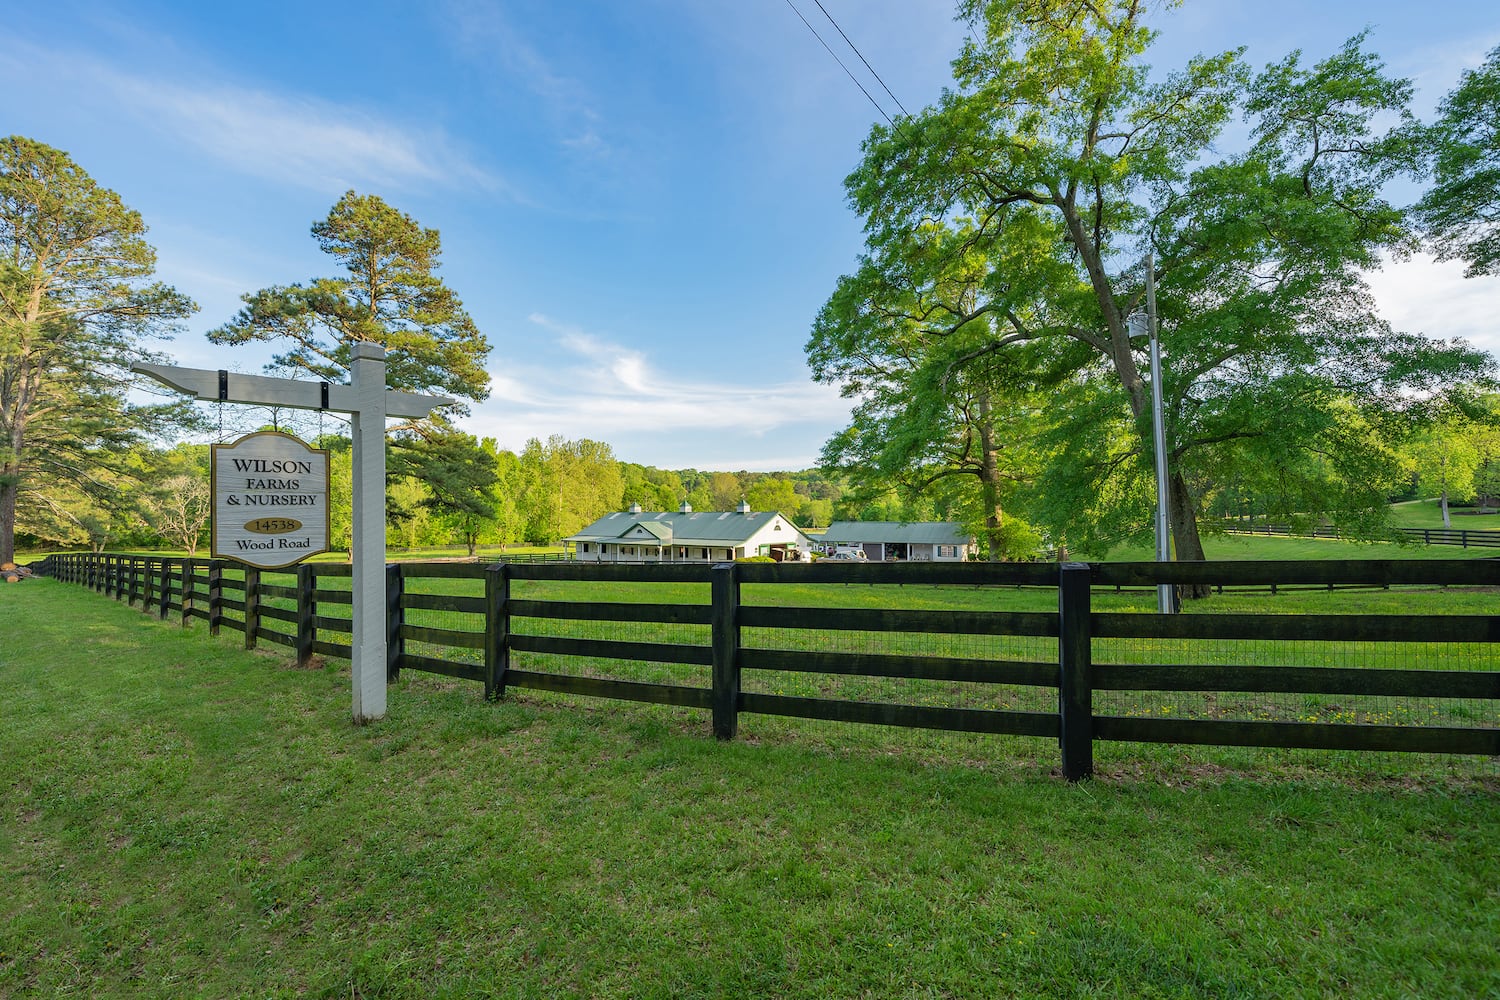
left=1168, top=471, right=1212, bottom=599
left=0, top=477, right=16, bottom=564
left=1440, top=490, right=1452, bottom=529
left=976, top=393, right=1005, bottom=560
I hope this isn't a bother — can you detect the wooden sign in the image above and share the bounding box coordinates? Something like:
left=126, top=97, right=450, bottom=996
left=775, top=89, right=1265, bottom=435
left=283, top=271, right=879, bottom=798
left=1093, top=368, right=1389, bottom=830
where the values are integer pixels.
left=211, top=431, right=331, bottom=568
left=138, top=344, right=452, bottom=722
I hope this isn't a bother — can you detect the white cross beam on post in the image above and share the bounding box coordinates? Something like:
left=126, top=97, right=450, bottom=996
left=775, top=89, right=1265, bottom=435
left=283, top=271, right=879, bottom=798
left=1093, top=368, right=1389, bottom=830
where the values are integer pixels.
left=134, top=343, right=453, bottom=723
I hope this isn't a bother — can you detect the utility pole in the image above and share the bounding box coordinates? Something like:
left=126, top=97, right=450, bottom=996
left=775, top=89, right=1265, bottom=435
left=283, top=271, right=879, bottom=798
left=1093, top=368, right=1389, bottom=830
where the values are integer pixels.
left=1128, top=254, right=1175, bottom=614
left=1145, top=253, right=1174, bottom=614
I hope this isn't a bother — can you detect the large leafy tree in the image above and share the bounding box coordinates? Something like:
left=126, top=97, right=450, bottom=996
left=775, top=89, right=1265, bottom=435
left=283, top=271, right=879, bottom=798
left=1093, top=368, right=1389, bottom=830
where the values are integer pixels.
left=17, top=442, right=148, bottom=554
left=814, top=1, right=1492, bottom=574
left=809, top=221, right=1058, bottom=557
left=706, top=472, right=743, bottom=511
left=143, top=443, right=211, bottom=554
left=1417, top=44, right=1500, bottom=277
left=209, top=190, right=491, bottom=406
left=0, top=136, right=197, bottom=562
left=517, top=435, right=624, bottom=544
left=1403, top=393, right=1500, bottom=524
left=621, top=463, right=685, bottom=513
left=390, top=424, right=499, bottom=557
left=745, top=475, right=799, bottom=514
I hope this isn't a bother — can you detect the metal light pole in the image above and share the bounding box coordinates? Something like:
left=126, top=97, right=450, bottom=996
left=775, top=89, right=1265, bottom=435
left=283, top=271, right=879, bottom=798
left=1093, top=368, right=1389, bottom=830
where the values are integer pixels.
left=1130, top=252, right=1174, bottom=614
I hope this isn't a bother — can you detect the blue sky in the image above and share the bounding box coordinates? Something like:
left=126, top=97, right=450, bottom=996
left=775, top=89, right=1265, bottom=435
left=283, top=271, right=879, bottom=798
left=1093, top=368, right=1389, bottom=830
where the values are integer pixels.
left=5, top=0, right=1499, bottom=470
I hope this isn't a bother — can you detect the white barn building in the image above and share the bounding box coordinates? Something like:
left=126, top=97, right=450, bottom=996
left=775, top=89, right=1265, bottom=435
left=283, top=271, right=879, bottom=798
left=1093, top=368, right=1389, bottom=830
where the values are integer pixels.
left=565, top=502, right=814, bottom=562
left=817, top=521, right=974, bottom=561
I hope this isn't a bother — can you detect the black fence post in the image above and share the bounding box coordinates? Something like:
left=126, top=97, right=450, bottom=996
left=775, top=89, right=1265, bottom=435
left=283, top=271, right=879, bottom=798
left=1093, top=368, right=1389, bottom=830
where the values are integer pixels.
left=159, top=559, right=173, bottom=620
left=1057, top=561, right=1094, bottom=782
left=484, top=562, right=510, bottom=701
left=243, top=566, right=261, bottom=650
left=181, top=558, right=195, bottom=625
left=386, top=563, right=403, bottom=683
left=143, top=558, right=156, bottom=611
left=295, top=563, right=316, bottom=667
left=208, top=560, right=223, bottom=637
left=710, top=561, right=741, bottom=741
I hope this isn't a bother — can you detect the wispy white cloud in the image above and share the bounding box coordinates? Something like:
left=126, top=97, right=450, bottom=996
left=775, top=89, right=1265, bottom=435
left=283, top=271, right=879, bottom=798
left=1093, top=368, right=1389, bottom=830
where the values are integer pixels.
left=1366, top=254, right=1500, bottom=360
left=467, top=315, right=850, bottom=465
left=1393, top=32, right=1500, bottom=114
left=0, top=39, right=506, bottom=197
left=440, top=0, right=612, bottom=160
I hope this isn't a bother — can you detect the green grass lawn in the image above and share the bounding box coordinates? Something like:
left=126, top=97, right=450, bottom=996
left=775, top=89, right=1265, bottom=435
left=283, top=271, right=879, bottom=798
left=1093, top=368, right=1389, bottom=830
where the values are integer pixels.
left=1090, top=530, right=1497, bottom=561
left=2, top=579, right=1497, bottom=998
left=1388, top=499, right=1500, bottom=530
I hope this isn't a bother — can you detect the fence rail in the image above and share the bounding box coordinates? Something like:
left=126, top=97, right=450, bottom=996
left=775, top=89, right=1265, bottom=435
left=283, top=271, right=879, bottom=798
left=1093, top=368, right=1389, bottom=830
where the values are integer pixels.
left=1225, top=521, right=1500, bottom=549
left=30, top=552, right=1500, bottom=779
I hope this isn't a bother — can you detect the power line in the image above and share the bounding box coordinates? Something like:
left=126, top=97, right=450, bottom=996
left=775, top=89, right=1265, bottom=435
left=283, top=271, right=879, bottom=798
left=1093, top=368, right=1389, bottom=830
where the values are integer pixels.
left=810, top=0, right=911, bottom=120
left=782, top=0, right=897, bottom=130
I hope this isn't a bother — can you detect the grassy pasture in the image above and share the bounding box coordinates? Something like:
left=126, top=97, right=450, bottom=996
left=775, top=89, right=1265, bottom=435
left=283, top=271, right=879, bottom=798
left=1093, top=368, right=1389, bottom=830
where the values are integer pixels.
left=2, top=578, right=1497, bottom=998
left=1093, top=531, right=1497, bottom=561
left=1388, top=499, right=1500, bottom=530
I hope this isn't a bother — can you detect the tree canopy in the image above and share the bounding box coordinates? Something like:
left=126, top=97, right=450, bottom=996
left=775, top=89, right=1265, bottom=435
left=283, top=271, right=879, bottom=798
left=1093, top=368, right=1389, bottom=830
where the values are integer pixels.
left=809, top=1, right=1495, bottom=572
left=390, top=424, right=500, bottom=557
left=209, top=191, right=491, bottom=406
left=0, top=136, right=197, bottom=562
left=1417, top=44, right=1500, bottom=277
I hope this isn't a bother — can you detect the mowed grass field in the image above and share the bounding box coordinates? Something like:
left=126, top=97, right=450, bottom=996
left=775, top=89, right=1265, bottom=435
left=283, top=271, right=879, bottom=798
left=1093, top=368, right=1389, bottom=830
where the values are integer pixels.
left=2, top=577, right=1498, bottom=998
left=1387, top=499, right=1500, bottom=530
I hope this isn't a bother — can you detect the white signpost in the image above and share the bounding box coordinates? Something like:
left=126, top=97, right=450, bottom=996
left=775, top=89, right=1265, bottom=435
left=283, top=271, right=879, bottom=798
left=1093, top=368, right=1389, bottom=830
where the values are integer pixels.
left=135, top=343, right=453, bottom=723
left=211, top=431, right=330, bottom=569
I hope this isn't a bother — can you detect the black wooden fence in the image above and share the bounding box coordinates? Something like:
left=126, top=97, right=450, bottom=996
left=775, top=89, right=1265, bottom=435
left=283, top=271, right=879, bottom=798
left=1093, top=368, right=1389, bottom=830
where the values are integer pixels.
left=1226, top=521, right=1500, bottom=549
left=33, top=553, right=1500, bottom=779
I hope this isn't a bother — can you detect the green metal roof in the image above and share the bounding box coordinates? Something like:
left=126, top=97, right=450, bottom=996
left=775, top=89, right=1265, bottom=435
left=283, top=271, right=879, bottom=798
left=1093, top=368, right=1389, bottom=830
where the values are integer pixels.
left=565, top=510, right=812, bottom=546
left=619, top=520, right=673, bottom=542
left=818, top=521, right=971, bottom=546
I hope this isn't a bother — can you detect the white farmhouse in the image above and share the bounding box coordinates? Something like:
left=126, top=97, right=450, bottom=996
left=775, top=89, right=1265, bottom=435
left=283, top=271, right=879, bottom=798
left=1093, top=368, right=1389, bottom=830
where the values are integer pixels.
left=817, top=521, right=974, bottom=561
left=564, top=501, right=814, bottom=562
